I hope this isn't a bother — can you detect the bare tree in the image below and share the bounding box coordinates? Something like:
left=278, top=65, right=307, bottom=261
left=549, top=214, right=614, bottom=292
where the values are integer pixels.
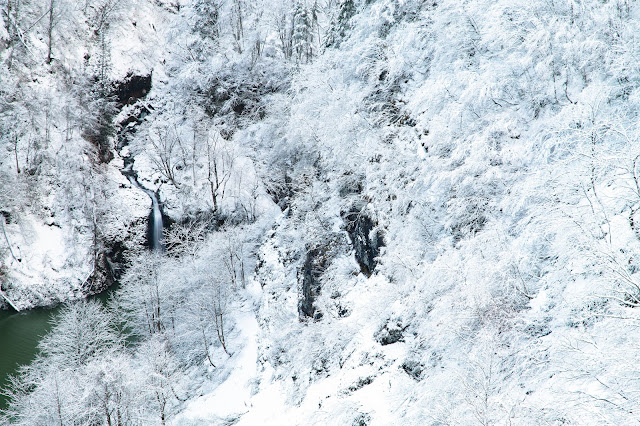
left=39, top=300, right=122, bottom=367
left=117, top=254, right=169, bottom=336
left=206, top=133, right=234, bottom=214
left=44, top=0, right=60, bottom=64
left=210, top=278, right=230, bottom=355
left=164, top=217, right=212, bottom=257
left=222, top=231, right=246, bottom=288
left=149, top=127, right=181, bottom=187
left=231, top=0, right=244, bottom=53
left=193, top=269, right=232, bottom=356
left=138, top=338, right=181, bottom=425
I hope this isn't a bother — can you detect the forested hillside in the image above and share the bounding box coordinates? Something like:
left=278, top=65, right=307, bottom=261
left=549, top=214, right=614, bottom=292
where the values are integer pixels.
left=3, top=0, right=640, bottom=424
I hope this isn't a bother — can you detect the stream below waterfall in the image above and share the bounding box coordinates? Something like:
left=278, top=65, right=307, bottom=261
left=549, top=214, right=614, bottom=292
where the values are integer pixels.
left=0, top=81, right=161, bottom=410
left=0, top=289, right=115, bottom=410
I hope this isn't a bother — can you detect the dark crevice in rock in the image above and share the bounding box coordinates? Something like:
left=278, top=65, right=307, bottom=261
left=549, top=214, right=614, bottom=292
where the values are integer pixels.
left=265, top=172, right=294, bottom=212
left=0, top=211, right=12, bottom=224
left=117, top=102, right=154, bottom=150
left=112, top=72, right=152, bottom=108
left=348, top=376, right=374, bottom=392
left=375, top=320, right=408, bottom=345
left=343, top=208, right=384, bottom=277
left=298, top=235, right=346, bottom=321
left=299, top=246, right=329, bottom=321
left=401, top=360, right=424, bottom=381
left=85, top=228, right=139, bottom=297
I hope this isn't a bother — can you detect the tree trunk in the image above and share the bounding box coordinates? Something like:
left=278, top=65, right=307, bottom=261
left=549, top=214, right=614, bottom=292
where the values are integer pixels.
left=46, top=0, right=54, bottom=64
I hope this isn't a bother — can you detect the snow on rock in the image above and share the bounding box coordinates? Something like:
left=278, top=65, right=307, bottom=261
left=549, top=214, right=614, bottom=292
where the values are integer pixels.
left=110, top=0, right=171, bottom=81
left=2, top=213, right=92, bottom=310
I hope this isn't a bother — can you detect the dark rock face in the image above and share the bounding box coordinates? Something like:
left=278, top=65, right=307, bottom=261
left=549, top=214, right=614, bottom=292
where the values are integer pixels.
left=116, top=102, right=153, bottom=150
left=202, top=70, right=288, bottom=121
left=85, top=73, right=151, bottom=165
left=348, top=376, right=374, bottom=392
left=298, top=235, right=346, bottom=320
left=112, top=72, right=152, bottom=107
left=299, top=246, right=330, bottom=320
left=266, top=172, right=294, bottom=212
left=401, top=360, right=424, bottom=381
left=0, top=211, right=12, bottom=223
left=343, top=210, right=384, bottom=277
left=375, top=320, right=407, bottom=345
left=85, top=232, right=135, bottom=296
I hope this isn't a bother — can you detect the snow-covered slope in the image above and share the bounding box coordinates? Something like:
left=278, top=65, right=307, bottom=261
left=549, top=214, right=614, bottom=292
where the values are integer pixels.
left=175, top=1, right=640, bottom=424
left=6, top=0, right=640, bottom=424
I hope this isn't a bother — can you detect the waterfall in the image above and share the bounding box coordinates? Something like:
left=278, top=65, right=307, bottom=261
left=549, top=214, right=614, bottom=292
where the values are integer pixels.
left=150, top=192, right=164, bottom=251
left=115, top=84, right=162, bottom=253
left=125, top=175, right=164, bottom=252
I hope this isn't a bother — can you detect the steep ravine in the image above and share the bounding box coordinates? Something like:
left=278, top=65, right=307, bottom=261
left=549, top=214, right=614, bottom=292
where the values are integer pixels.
left=0, top=74, right=163, bottom=410
left=114, top=73, right=166, bottom=252
left=121, top=160, right=165, bottom=252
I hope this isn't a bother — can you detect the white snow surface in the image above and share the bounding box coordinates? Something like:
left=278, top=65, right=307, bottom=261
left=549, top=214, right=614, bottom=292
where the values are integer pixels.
left=175, top=285, right=261, bottom=424
left=0, top=0, right=171, bottom=308
left=164, top=0, right=640, bottom=423
left=8, top=0, right=640, bottom=424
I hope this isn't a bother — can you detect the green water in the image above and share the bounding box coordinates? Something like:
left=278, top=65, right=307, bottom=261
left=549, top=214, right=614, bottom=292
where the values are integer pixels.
left=0, top=305, right=59, bottom=411
left=0, top=289, right=116, bottom=411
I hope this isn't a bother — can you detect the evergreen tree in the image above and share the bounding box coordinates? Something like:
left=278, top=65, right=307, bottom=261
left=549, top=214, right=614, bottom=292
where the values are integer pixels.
left=193, top=0, right=220, bottom=43
left=292, top=1, right=312, bottom=63
left=325, top=0, right=356, bottom=48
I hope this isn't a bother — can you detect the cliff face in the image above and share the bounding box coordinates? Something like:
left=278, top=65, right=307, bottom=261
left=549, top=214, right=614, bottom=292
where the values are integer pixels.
left=0, top=0, right=166, bottom=309
left=217, top=1, right=640, bottom=423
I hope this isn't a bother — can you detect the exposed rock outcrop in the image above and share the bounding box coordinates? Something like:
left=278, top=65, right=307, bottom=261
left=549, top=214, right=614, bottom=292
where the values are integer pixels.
left=343, top=208, right=384, bottom=277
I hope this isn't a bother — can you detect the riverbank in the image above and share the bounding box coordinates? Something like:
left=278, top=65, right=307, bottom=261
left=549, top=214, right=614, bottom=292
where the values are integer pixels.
left=0, top=308, right=56, bottom=411
left=0, top=284, right=122, bottom=411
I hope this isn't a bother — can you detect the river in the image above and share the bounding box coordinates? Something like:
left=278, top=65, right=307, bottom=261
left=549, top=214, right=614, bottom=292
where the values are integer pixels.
left=0, top=178, right=163, bottom=411
left=0, top=288, right=116, bottom=411
left=0, top=306, right=57, bottom=411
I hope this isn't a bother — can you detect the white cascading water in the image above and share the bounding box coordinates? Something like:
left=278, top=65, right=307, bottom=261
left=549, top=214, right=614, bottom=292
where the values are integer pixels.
left=150, top=193, right=164, bottom=251
left=126, top=175, right=164, bottom=252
